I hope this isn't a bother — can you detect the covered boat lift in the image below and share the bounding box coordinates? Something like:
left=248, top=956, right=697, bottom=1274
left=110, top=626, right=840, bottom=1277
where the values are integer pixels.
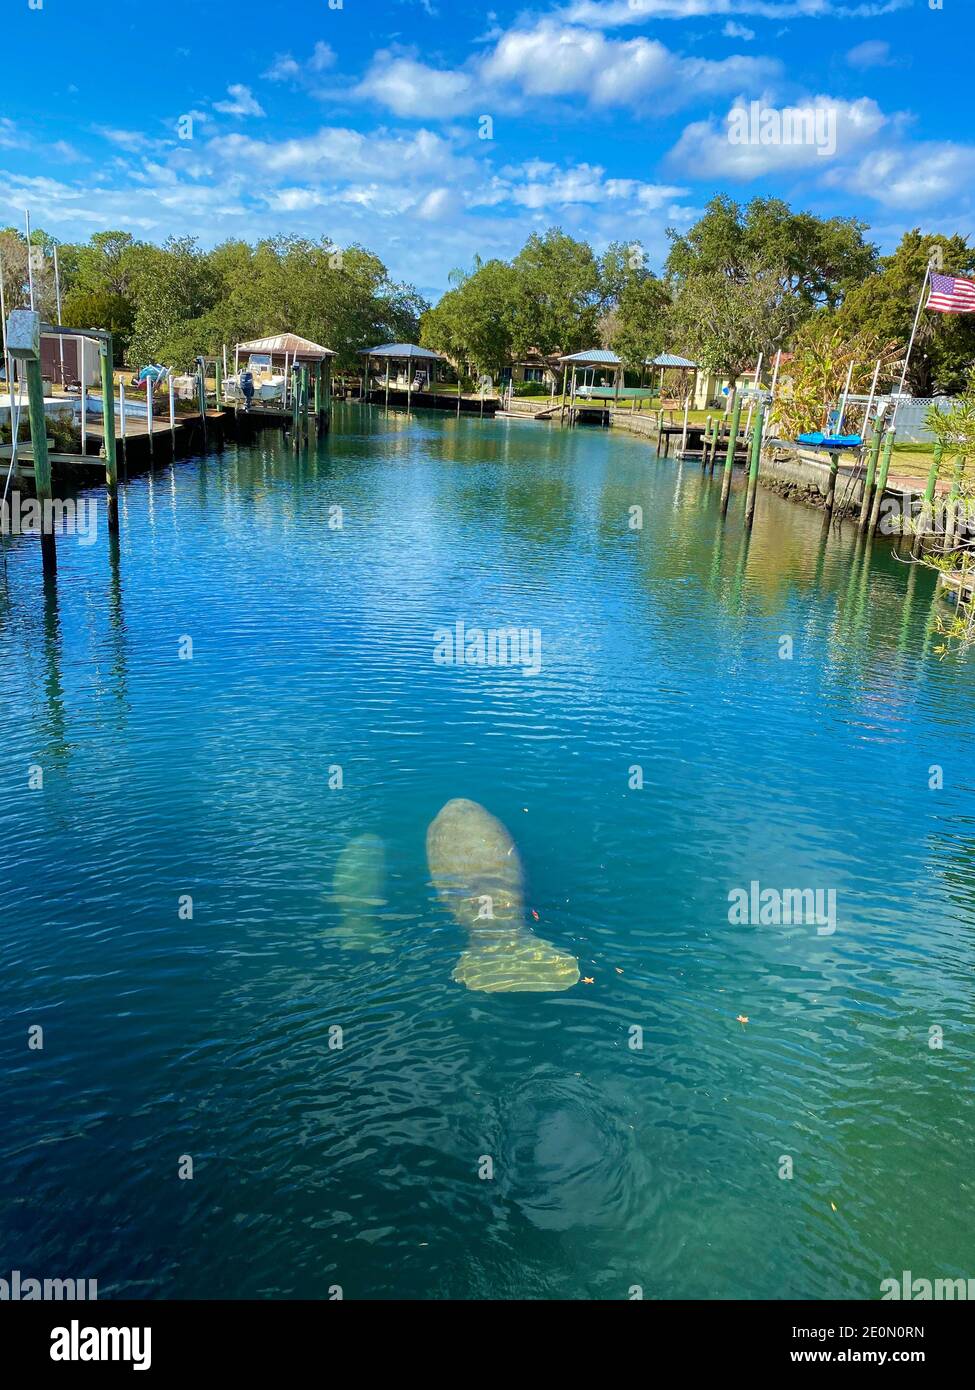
left=559, top=349, right=624, bottom=426
left=359, top=343, right=442, bottom=411
left=230, top=332, right=335, bottom=425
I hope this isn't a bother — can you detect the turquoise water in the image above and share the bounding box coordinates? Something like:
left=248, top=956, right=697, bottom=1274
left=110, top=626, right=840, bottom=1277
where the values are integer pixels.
left=2, top=405, right=974, bottom=1300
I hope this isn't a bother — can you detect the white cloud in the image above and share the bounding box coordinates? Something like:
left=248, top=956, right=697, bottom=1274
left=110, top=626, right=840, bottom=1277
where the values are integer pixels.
left=417, top=187, right=457, bottom=220
left=831, top=143, right=975, bottom=210
left=723, top=21, right=756, bottom=38
left=559, top=0, right=912, bottom=25
left=846, top=39, right=893, bottom=68
left=206, top=124, right=473, bottom=185
left=667, top=94, right=888, bottom=176
left=481, top=159, right=687, bottom=212
left=213, top=84, right=266, bottom=118
left=356, top=54, right=476, bottom=118
left=264, top=54, right=301, bottom=82
left=357, top=22, right=779, bottom=118
left=310, top=42, right=336, bottom=72
left=0, top=118, right=85, bottom=163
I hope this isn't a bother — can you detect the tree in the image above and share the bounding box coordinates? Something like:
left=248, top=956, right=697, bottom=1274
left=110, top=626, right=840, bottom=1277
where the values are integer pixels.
left=772, top=316, right=898, bottom=439
left=0, top=227, right=29, bottom=316
left=420, top=258, right=518, bottom=375
left=604, top=273, right=671, bottom=372
left=671, top=259, right=802, bottom=393
left=666, top=195, right=877, bottom=311
left=128, top=237, right=218, bottom=365
left=837, top=230, right=975, bottom=396
left=511, top=229, right=602, bottom=356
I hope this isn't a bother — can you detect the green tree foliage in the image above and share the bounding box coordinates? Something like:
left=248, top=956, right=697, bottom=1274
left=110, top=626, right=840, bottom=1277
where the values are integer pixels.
left=511, top=229, right=603, bottom=357
left=666, top=195, right=877, bottom=310
left=60, top=230, right=147, bottom=359
left=604, top=272, right=671, bottom=372
left=420, top=258, right=518, bottom=373
left=837, top=230, right=975, bottom=396
left=101, top=235, right=426, bottom=370
left=421, top=235, right=670, bottom=376
left=773, top=316, right=898, bottom=439
left=0, top=227, right=29, bottom=318
left=671, top=259, right=802, bottom=386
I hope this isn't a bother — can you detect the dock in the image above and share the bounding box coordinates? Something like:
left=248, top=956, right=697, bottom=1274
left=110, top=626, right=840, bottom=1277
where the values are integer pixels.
left=365, top=388, right=501, bottom=415
left=657, top=422, right=751, bottom=463
left=3, top=400, right=329, bottom=488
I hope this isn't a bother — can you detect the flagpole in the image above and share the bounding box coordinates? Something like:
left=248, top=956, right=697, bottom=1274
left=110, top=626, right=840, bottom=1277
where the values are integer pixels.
left=894, top=264, right=930, bottom=429
left=25, top=209, right=34, bottom=311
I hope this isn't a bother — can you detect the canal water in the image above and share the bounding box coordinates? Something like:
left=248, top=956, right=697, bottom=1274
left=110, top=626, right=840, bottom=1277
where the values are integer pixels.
left=1, top=405, right=973, bottom=1300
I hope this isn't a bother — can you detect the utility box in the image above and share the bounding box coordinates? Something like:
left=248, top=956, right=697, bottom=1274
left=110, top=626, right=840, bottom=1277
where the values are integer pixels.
left=6, top=310, right=41, bottom=361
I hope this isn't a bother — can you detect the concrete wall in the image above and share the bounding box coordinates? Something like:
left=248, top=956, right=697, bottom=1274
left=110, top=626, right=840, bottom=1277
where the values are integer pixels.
left=610, top=410, right=659, bottom=440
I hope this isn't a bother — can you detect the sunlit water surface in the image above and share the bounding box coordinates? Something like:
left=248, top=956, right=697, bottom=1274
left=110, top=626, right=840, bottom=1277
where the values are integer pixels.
left=2, top=405, right=974, bottom=1299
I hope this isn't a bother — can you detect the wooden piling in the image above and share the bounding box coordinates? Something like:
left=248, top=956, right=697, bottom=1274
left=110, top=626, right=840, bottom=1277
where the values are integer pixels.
left=867, top=430, right=895, bottom=539
left=720, top=393, right=744, bottom=515
left=100, top=336, right=119, bottom=534
left=913, top=441, right=943, bottom=557
left=744, top=405, right=764, bottom=528
left=943, top=454, right=966, bottom=554
left=824, top=451, right=840, bottom=522
left=857, top=425, right=885, bottom=532
left=24, top=353, right=56, bottom=575
left=702, top=414, right=713, bottom=471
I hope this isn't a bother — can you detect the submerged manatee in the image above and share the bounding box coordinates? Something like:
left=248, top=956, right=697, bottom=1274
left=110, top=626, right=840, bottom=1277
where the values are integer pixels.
left=329, top=833, right=392, bottom=954
left=426, top=798, right=579, bottom=993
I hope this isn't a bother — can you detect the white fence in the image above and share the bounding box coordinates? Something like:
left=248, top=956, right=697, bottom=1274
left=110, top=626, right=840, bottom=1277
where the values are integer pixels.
left=887, top=397, right=957, bottom=445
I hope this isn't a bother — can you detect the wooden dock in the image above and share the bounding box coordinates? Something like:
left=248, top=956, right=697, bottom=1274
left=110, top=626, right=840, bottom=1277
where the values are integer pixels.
left=365, top=388, right=500, bottom=415
left=657, top=422, right=750, bottom=463
left=3, top=401, right=330, bottom=490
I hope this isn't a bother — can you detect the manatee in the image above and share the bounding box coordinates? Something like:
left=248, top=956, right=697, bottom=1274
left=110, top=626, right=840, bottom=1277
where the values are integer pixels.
left=426, top=798, right=580, bottom=993
left=329, top=833, right=392, bottom=954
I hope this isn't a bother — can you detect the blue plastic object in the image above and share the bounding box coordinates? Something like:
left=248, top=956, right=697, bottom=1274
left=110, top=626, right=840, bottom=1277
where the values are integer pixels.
left=797, top=432, right=863, bottom=449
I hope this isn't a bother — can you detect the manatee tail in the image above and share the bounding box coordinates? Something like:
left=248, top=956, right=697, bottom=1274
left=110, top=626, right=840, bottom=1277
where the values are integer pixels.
left=452, top=932, right=580, bottom=994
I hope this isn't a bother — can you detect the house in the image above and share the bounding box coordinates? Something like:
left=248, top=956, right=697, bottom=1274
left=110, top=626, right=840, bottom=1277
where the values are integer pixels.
left=501, top=350, right=561, bottom=389
left=693, top=356, right=793, bottom=410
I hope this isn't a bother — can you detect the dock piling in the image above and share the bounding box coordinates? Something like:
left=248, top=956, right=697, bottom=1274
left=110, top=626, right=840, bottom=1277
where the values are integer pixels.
left=24, top=348, right=56, bottom=575
left=913, top=442, right=943, bottom=557
left=867, top=430, right=895, bottom=539
left=857, top=424, right=885, bottom=532
left=824, top=451, right=840, bottom=522
left=99, top=336, right=119, bottom=534
left=744, top=405, right=765, bottom=528
left=720, top=393, right=744, bottom=515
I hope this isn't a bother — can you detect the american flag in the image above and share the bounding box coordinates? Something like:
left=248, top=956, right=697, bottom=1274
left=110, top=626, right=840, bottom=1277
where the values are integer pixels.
left=927, top=271, right=975, bottom=314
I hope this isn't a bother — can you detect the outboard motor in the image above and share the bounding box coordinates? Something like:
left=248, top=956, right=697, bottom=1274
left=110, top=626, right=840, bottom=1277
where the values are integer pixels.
left=240, top=370, right=255, bottom=412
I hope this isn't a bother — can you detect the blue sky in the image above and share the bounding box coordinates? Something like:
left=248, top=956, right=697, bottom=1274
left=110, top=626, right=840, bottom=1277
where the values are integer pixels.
left=2, top=0, right=971, bottom=298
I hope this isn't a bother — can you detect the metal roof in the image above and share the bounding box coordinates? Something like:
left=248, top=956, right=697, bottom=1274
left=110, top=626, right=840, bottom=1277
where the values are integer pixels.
left=648, top=353, right=697, bottom=369
left=560, top=349, right=621, bottom=365
left=235, top=333, right=335, bottom=358
left=359, top=343, right=442, bottom=359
